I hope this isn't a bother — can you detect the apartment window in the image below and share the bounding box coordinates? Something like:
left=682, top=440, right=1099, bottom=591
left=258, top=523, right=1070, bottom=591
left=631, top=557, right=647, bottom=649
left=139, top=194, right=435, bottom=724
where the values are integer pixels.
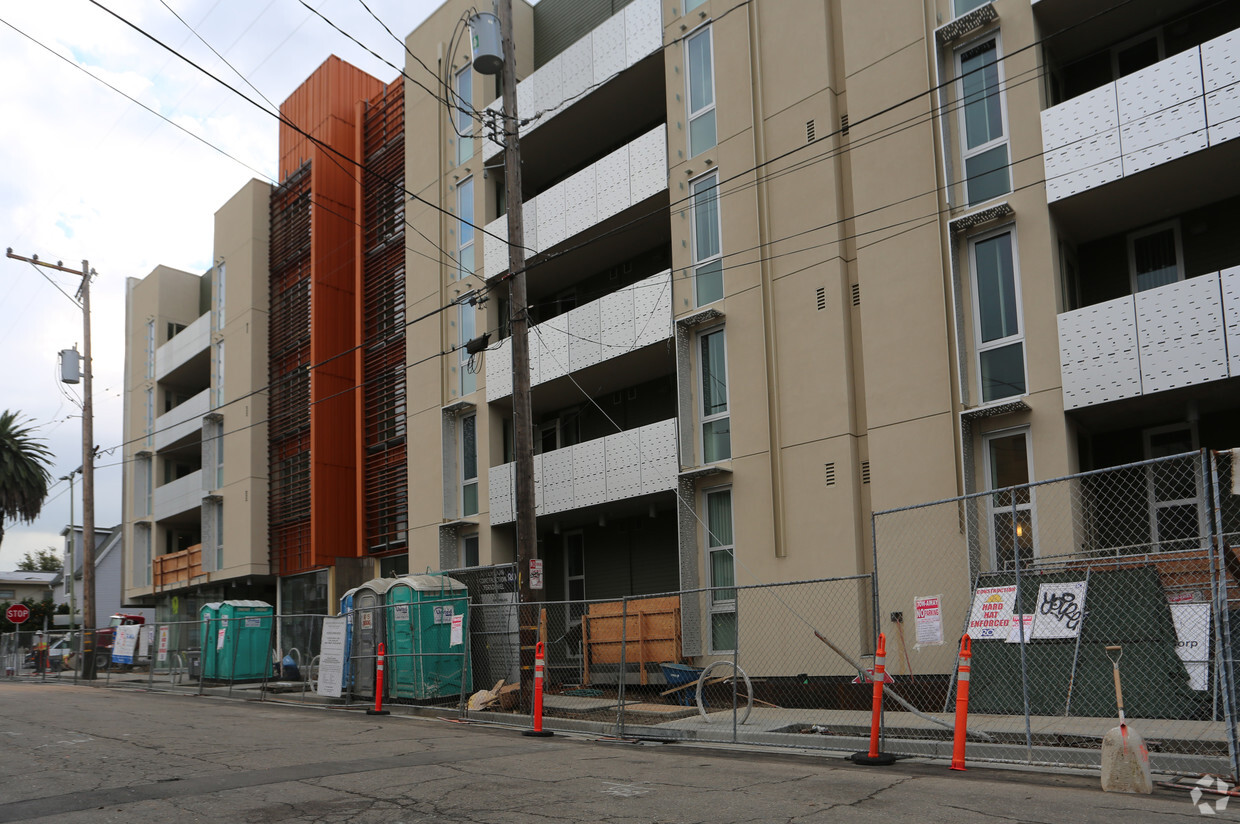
left=167, top=322, right=186, bottom=340
left=135, top=454, right=152, bottom=518
left=461, top=413, right=478, bottom=517
left=1144, top=424, right=1204, bottom=552
left=461, top=533, right=479, bottom=568
left=213, top=341, right=225, bottom=408
left=686, top=26, right=716, bottom=158
left=685, top=0, right=708, bottom=12
left=455, top=66, right=473, bottom=166
left=953, top=0, right=990, bottom=17
left=706, top=487, right=736, bottom=653
left=691, top=172, right=723, bottom=306
left=1128, top=222, right=1183, bottom=293
left=133, top=522, right=152, bottom=587
left=457, top=178, right=475, bottom=281
left=215, top=261, right=226, bottom=331
left=971, top=229, right=1025, bottom=403
left=145, top=319, right=155, bottom=379
left=984, top=429, right=1034, bottom=569
left=957, top=38, right=1010, bottom=205
left=699, top=327, right=730, bottom=463
left=215, top=500, right=224, bottom=571
left=0, top=589, right=14, bottom=600
left=564, top=531, right=585, bottom=657
left=144, top=388, right=154, bottom=444
left=459, top=302, right=476, bottom=395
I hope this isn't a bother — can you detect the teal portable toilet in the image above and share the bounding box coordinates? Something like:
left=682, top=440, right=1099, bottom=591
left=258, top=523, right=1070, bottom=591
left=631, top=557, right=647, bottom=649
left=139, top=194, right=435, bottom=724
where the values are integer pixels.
left=352, top=578, right=395, bottom=699
left=214, top=600, right=274, bottom=681
left=198, top=603, right=222, bottom=680
left=385, top=575, right=470, bottom=700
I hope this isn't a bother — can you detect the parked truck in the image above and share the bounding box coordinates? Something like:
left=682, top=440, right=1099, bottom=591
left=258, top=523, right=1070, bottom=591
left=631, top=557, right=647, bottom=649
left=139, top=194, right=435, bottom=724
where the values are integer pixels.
left=93, top=613, right=146, bottom=670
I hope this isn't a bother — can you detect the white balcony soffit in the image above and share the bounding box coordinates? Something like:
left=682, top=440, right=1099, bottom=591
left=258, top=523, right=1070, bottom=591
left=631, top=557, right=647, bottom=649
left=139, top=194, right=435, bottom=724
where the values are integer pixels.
left=153, top=388, right=210, bottom=451
left=488, top=418, right=677, bottom=524
left=483, top=0, right=662, bottom=156
left=154, top=312, right=210, bottom=380
left=1041, top=29, right=1240, bottom=202
left=1059, top=270, right=1237, bottom=410
left=483, top=125, right=667, bottom=279
left=153, top=469, right=205, bottom=521
left=485, top=270, right=672, bottom=402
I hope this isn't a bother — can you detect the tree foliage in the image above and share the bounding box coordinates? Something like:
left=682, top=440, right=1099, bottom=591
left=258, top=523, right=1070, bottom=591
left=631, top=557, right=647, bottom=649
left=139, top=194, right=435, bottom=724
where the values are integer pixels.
left=17, top=548, right=62, bottom=572
left=0, top=598, right=56, bottom=632
left=0, top=411, right=53, bottom=547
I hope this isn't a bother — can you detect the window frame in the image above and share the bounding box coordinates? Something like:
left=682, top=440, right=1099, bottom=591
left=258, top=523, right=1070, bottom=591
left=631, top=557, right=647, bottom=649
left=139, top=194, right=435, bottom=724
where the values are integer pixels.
left=1127, top=220, right=1184, bottom=294
left=458, top=301, right=476, bottom=396
left=1142, top=422, right=1206, bottom=553
left=457, top=177, right=475, bottom=282
left=954, top=33, right=1012, bottom=206
left=690, top=170, right=723, bottom=307
left=460, top=412, right=478, bottom=517
left=454, top=66, right=473, bottom=166
left=953, top=0, right=992, bottom=17
left=564, top=529, right=586, bottom=659
left=982, top=427, right=1036, bottom=569
left=704, top=485, right=736, bottom=654
left=697, top=325, right=731, bottom=464
left=460, top=532, right=480, bottom=568
left=685, top=24, right=717, bottom=159
left=968, top=225, right=1027, bottom=404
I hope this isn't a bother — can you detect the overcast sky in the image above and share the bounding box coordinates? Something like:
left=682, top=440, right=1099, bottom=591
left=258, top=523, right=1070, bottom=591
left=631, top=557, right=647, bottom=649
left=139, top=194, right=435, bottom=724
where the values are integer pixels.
left=0, top=0, right=475, bottom=570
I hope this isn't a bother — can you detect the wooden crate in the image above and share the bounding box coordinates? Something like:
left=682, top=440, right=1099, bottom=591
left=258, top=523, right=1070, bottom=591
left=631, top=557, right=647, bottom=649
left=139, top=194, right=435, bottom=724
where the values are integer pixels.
left=582, top=596, right=683, bottom=685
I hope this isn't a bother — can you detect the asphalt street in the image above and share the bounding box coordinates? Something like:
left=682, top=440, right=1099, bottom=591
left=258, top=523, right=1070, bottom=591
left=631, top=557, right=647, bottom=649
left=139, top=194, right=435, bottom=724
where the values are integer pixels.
left=0, top=681, right=1213, bottom=823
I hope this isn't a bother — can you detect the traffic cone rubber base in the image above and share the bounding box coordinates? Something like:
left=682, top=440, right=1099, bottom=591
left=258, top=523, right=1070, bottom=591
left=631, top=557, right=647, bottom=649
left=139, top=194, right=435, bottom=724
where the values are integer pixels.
left=366, top=709, right=390, bottom=715
left=850, top=751, right=897, bottom=766
left=522, top=729, right=554, bottom=737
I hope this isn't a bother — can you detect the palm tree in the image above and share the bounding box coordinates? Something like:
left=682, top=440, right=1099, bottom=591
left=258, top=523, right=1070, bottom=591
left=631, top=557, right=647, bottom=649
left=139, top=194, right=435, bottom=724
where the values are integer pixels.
left=0, top=411, right=53, bottom=547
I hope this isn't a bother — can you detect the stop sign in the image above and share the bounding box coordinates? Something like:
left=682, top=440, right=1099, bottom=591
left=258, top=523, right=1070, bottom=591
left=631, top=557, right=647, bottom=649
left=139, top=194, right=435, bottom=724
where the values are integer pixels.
left=5, top=604, right=30, bottom=625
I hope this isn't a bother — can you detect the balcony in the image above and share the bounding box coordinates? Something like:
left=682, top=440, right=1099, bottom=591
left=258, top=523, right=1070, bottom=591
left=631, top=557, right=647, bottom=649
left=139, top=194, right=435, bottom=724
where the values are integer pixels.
left=153, top=469, right=205, bottom=521
left=154, top=312, right=210, bottom=381
left=153, top=388, right=209, bottom=451
left=153, top=544, right=202, bottom=589
left=1041, top=28, right=1240, bottom=204
left=1058, top=268, right=1240, bottom=410
left=483, top=0, right=662, bottom=158
left=482, top=125, right=667, bottom=279
left=488, top=418, right=678, bottom=524
left=486, top=270, right=672, bottom=402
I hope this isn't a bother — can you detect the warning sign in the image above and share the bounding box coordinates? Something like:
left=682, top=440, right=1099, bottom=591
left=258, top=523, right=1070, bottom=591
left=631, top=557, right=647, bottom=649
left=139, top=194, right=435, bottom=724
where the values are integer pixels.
left=1030, top=580, right=1087, bottom=640
left=967, top=585, right=1017, bottom=640
left=914, top=595, right=943, bottom=647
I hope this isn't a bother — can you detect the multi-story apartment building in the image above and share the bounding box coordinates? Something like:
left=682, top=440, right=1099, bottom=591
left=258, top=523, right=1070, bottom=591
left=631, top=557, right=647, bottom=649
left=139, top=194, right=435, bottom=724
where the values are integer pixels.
left=121, top=181, right=273, bottom=622
left=402, top=0, right=1240, bottom=660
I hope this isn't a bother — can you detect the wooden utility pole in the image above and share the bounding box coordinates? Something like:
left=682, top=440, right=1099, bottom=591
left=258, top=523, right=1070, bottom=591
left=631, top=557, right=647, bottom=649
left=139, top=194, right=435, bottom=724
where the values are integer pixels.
left=496, top=0, right=539, bottom=701
left=5, top=251, right=98, bottom=678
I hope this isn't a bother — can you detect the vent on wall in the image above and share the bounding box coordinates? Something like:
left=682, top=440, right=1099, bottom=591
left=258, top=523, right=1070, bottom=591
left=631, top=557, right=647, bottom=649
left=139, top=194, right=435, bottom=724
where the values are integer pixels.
left=816, top=287, right=826, bottom=310
left=806, top=119, right=816, bottom=143
left=851, top=283, right=861, bottom=306
left=861, top=460, right=871, bottom=484
left=840, top=113, right=850, bottom=136
left=824, top=462, right=836, bottom=487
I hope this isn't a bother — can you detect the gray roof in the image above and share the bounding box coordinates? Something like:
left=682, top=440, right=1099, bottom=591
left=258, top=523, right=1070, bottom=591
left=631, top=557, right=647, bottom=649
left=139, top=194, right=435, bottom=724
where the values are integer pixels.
left=0, top=571, right=59, bottom=585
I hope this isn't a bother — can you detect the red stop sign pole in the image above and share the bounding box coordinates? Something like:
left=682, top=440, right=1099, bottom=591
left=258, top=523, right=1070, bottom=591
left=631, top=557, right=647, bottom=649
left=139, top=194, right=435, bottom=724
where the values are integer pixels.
left=6, top=604, right=30, bottom=625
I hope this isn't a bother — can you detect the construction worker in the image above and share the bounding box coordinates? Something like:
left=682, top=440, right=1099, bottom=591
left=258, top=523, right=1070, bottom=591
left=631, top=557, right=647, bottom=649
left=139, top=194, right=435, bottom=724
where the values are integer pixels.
left=33, top=631, right=47, bottom=674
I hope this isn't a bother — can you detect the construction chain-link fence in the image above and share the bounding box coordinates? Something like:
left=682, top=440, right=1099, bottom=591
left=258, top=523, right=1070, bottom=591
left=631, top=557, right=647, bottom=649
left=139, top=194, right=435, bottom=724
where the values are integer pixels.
left=873, top=448, right=1240, bottom=777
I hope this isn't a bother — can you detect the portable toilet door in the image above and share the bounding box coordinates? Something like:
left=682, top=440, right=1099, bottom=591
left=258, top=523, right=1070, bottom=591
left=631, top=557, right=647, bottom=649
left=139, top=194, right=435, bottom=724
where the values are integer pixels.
left=217, top=600, right=274, bottom=681
left=351, top=578, right=394, bottom=699
left=198, top=603, right=222, bottom=680
left=385, top=575, right=470, bottom=700
left=339, top=587, right=358, bottom=690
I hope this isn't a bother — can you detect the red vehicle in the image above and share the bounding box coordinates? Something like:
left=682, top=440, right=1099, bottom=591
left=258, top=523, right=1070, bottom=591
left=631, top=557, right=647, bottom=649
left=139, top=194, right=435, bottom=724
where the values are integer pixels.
left=93, top=613, right=146, bottom=669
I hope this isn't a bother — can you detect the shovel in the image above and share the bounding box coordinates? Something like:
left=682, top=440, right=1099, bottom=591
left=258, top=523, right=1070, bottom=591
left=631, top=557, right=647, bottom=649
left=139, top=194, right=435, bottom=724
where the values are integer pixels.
left=1100, top=645, right=1152, bottom=794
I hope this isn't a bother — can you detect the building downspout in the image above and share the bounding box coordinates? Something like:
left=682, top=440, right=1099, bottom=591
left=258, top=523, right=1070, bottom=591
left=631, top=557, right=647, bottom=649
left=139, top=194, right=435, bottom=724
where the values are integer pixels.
left=747, top=2, right=787, bottom=558
left=438, top=41, right=448, bottom=410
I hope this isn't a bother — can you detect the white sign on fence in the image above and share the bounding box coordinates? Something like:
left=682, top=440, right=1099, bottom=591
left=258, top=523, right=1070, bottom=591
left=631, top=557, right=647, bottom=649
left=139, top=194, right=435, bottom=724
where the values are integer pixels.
left=317, top=616, right=347, bottom=698
left=1031, top=581, right=1088, bottom=639
left=138, top=625, right=152, bottom=660
left=112, top=625, right=140, bottom=664
left=967, top=585, right=1017, bottom=640
left=450, top=614, right=464, bottom=646
left=1006, top=614, right=1034, bottom=644
left=914, top=595, right=943, bottom=647
left=1170, top=602, right=1210, bottom=691
left=157, top=626, right=169, bottom=663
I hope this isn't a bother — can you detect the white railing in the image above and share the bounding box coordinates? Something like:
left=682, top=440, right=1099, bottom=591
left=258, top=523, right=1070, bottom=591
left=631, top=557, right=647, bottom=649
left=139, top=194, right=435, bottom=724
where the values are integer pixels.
left=1041, top=28, right=1240, bottom=202
left=153, top=469, right=204, bottom=521
left=482, top=125, right=667, bottom=278
left=483, top=0, right=663, bottom=156
left=154, top=312, right=210, bottom=380
left=488, top=418, right=678, bottom=524
left=1059, top=268, right=1240, bottom=409
left=153, top=388, right=209, bottom=451
left=486, top=270, right=672, bottom=401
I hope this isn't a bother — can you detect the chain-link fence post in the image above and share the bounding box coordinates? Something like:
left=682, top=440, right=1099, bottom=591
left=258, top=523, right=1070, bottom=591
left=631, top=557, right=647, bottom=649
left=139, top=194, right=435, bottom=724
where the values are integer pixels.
left=1012, top=495, right=1033, bottom=764
left=617, top=596, right=628, bottom=738
left=1208, top=449, right=1240, bottom=781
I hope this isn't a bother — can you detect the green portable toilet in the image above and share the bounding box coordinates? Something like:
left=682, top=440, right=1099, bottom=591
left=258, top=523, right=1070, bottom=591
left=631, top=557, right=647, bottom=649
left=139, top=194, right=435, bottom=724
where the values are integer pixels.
left=385, top=575, right=470, bottom=700
left=198, top=603, right=222, bottom=680
left=214, top=600, right=274, bottom=681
